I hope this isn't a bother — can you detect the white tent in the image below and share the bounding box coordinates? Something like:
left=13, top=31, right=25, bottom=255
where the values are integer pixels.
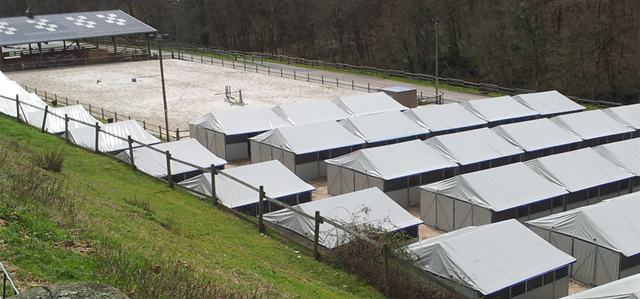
left=0, top=71, right=47, bottom=119
left=264, top=188, right=423, bottom=249
left=550, top=110, right=634, bottom=147
left=525, top=148, right=634, bottom=210
left=25, top=105, right=100, bottom=134
left=67, top=119, right=161, bottom=153
left=403, top=103, right=487, bottom=135
left=492, top=118, right=583, bottom=160
left=604, top=103, right=640, bottom=136
left=594, top=138, right=640, bottom=191
left=406, top=219, right=575, bottom=299
left=188, top=107, right=291, bottom=160
left=271, top=100, right=350, bottom=125
left=527, top=192, right=640, bottom=286
left=339, top=111, right=429, bottom=147
left=332, top=92, right=407, bottom=117
left=115, top=139, right=227, bottom=182
left=420, top=163, right=568, bottom=232
left=512, top=90, right=585, bottom=117
left=560, top=273, right=640, bottom=299
left=179, top=160, right=315, bottom=214
left=326, top=140, right=458, bottom=207
left=460, top=96, right=539, bottom=126
left=425, top=127, right=524, bottom=174
left=250, top=121, right=365, bottom=180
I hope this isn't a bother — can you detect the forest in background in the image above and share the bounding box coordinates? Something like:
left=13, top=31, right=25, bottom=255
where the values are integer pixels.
left=2, top=0, right=639, bottom=103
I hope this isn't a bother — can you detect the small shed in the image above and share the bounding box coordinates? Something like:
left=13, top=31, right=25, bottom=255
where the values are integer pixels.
left=560, top=273, right=640, bottom=299
left=189, top=107, right=291, bottom=161
left=550, top=110, right=634, bottom=147
left=603, top=103, right=640, bottom=137
left=115, top=139, right=227, bottom=182
left=249, top=121, right=365, bottom=180
left=460, top=96, right=540, bottom=127
left=67, top=119, right=160, bottom=153
left=420, top=163, right=568, bottom=232
left=326, top=140, right=458, bottom=207
left=492, top=118, right=583, bottom=160
left=179, top=160, right=315, bottom=215
left=377, top=86, right=417, bottom=108
left=25, top=105, right=100, bottom=134
left=593, top=138, right=640, bottom=192
left=525, top=148, right=634, bottom=210
left=339, top=111, right=429, bottom=148
left=512, top=90, right=585, bottom=117
left=527, top=192, right=640, bottom=286
left=406, top=219, right=575, bottom=299
left=425, top=127, right=524, bottom=174
left=403, top=103, right=487, bottom=135
left=263, top=188, right=423, bottom=249
left=332, top=92, right=408, bottom=117
left=271, top=99, right=351, bottom=125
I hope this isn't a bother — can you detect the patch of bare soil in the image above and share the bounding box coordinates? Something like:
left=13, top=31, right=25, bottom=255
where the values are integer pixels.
left=406, top=205, right=445, bottom=240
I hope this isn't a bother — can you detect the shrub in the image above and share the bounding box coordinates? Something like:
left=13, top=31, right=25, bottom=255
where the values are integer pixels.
left=32, top=147, right=68, bottom=172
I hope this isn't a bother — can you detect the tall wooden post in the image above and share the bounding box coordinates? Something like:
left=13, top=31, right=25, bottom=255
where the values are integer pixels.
left=15, top=95, right=20, bottom=122
left=128, top=136, right=135, bottom=170
left=64, top=114, right=70, bottom=143
left=41, top=106, right=49, bottom=133
left=165, top=151, right=173, bottom=187
left=210, top=165, right=217, bottom=205
left=94, top=122, right=100, bottom=153
left=258, top=186, right=265, bottom=233
left=383, top=243, right=391, bottom=297
left=314, top=211, right=323, bottom=260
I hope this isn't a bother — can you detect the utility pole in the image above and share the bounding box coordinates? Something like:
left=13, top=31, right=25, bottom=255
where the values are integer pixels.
left=151, top=33, right=171, bottom=141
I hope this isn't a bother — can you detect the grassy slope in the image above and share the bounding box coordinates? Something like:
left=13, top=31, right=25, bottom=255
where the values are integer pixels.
left=0, top=114, right=383, bottom=298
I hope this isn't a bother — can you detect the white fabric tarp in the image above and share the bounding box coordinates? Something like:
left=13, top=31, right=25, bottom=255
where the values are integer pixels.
left=403, top=103, right=486, bottom=133
left=115, top=139, right=227, bottom=178
left=271, top=100, right=350, bottom=125
left=420, top=163, right=568, bottom=211
left=406, top=219, right=575, bottom=295
left=460, top=96, right=539, bottom=123
left=67, top=119, right=161, bottom=152
left=332, top=92, right=407, bottom=117
left=604, top=103, right=640, bottom=130
left=25, top=105, right=100, bottom=134
left=250, top=121, right=365, bottom=155
left=189, top=106, right=290, bottom=135
left=0, top=71, right=47, bottom=119
left=550, top=110, right=634, bottom=141
left=512, top=90, right=585, bottom=116
left=524, top=148, right=633, bottom=192
left=593, top=138, right=640, bottom=176
left=527, top=192, right=640, bottom=257
left=339, top=111, right=428, bottom=143
left=492, top=118, right=582, bottom=152
left=264, top=187, right=422, bottom=248
left=425, top=127, right=523, bottom=165
left=325, top=140, right=457, bottom=180
left=560, top=272, right=640, bottom=299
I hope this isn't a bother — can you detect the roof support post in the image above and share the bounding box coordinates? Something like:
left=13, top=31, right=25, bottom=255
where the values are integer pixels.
left=112, top=36, right=117, bottom=62
left=146, top=34, right=151, bottom=58
left=0, top=45, right=4, bottom=66
left=29, top=43, right=33, bottom=55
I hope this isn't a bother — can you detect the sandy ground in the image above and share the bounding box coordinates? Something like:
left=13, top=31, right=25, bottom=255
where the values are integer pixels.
left=406, top=205, right=445, bottom=240
left=6, top=59, right=363, bottom=130
left=569, top=279, right=591, bottom=295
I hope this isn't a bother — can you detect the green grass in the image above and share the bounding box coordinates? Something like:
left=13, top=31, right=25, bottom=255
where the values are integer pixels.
left=0, top=114, right=383, bottom=298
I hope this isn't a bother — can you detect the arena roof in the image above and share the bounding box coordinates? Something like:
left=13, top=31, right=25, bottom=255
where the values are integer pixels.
left=0, top=10, right=156, bottom=46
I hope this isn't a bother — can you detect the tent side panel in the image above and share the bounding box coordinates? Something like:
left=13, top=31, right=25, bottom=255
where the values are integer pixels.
left=473, top=206, right=492, bottom=227
left=571, top=238, right=597, bottom=285
left=408, top=185, right=421, bottom=206
left=249, top=140, right=262, bottom=163
left=420, top=190, right=438, bottom=227
left=296, top=160, right=320, bottom=180
left=326, top=164, right=341, bottom=195
left=212, top=131, right=226, bottom=159
left=319, top=160, right=328, bottom=177
left=528, top=226, right=550, bottom=241
left=436, top=195, right=454, bottom=232
left=204, top=129, right=216, bottom=155
left=522, top=280, right=554, bottom=299
left=386, top=188, right=409, bottom=208
left=549, top=232, right=574, bottom=256
left=619, top=255, right=640, bottom=279
left=595, top=247, right=620, bottom=286
left=553, top=276, right=569, bottom=299
left=225, top=137, right=249, bottom=160
left=354, top=172, right=374, bottom=192
left=453, top=200, right=473, bottom=230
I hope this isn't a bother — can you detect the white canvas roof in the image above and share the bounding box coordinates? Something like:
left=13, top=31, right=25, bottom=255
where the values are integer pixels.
left=67, top=119, right=161, bottom=152
left=593, top=138, right=640, bottom=176
left=189, top=107, right=291, bottom=136
left=332, top=92, right=407, bottom=117
left=425, top=128, right=523, bottom=165
left=604, top=103, right=640, bottom=130
left=0, top=71, right=47, bottom=118
left=561, top=272, right=640, bottom=299
left=512, top=90, right=585, bottom=116
left=527, top=192, right=640, bottom=257
left=419, top=163, right=568, bottom=211
left=550, top=110, right=634, bottom=140
left=339, top=111, right=428, bottom=143
left=271, top=100, right=350, bottom=125
left=492, top=118, right=582, bottom=152
left=403, top=103, right=486, bottom=133
left=406, top=219, right=575, bottom=295
left=325, top=140, right=457, bottom=180
left=115, top=139, right=226, bottom=178
left=524, top=148, right=633, bottom=192
left=250, top=121, right=365, bottom=155
left=25, top=105, right=100, bottom=134
left=460, top=96, right=539, bottom=123
left=264, top=188, right=423, bottom=248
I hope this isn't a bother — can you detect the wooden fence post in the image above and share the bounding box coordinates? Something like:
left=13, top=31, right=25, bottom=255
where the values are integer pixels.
left=89, top=104, right=92, bottom=115
left=336, top=78, right=339, bottom=87
left=165, top=151, right=173, bottom=188
left=15, top=95, right=20, bottom=122
left=41, top=106, right=49, bottom=133
left=128, top=136, right=135, bottom=170
left=65, top=114, right=70, bottom=143
left=115, top=112, right=118, bottom=122
left=176, top=128, right=180, bottom=140
left=143, top=120, right=146, bottom=130
left=294, top=70, right=296, bottom=80
left=94, top=122, right=100, bottom=153
left=258, top=185, right=265, bottom=233
left=383, top=243, right=390, bottom=297
left=101, top=108, right=104, bottom=120
left=159, top=125, right=163, bottom=140
left=65, top=97, right=69, bottom=106
left=210, top=166, right=217, bottom=205
left=314, top=211, right=324, bottom=260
